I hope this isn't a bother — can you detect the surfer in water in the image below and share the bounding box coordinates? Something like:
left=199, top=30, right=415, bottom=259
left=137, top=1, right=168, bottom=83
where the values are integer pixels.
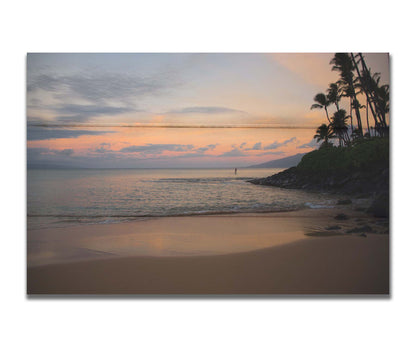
left=234, top=168, right=237, bottom=175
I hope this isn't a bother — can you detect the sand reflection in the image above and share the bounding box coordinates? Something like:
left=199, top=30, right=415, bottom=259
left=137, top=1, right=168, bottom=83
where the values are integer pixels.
left=28, top=213, right=313, bottom=266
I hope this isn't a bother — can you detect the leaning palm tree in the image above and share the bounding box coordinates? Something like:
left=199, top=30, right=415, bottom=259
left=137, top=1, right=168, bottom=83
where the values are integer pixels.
left=311, top=93, right=331, bottom=123
left=330, top=109, right=350, bottom=146
left=330, top=53, right=363, bottom=137
left=356, top=53, right=389, bottom=135
left=314, top=124, right=335, bottom=147
left=326, top=83, right=341, bottom=111
left=377, top=84, right=389, bottom=126
left=356, top=67, right=381, bottom=135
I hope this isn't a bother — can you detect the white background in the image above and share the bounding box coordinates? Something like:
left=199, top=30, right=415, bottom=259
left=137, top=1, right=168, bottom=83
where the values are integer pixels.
left=1, top=1, right=415, bottom=346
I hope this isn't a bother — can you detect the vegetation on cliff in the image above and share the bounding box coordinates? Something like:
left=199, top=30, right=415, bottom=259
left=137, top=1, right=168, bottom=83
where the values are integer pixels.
left=249, top=137, right=388, bottom=194
left=297, top=137, right=388, bottom=174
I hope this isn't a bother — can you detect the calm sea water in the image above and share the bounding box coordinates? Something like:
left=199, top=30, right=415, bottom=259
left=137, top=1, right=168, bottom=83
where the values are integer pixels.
left=27, top=168, right=338, bottom=230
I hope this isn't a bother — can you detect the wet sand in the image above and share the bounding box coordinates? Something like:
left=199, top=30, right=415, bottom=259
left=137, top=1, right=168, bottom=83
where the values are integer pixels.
left=27, top=209, right=389, bottom=294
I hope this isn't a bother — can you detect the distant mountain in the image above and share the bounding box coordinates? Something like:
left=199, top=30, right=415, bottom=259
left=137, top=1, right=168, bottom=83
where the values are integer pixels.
left=248, top=153, right=308, bottom=169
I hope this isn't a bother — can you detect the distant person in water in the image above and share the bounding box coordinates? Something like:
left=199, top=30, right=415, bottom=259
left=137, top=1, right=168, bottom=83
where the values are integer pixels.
left=235, top=168, right=237, bottom=175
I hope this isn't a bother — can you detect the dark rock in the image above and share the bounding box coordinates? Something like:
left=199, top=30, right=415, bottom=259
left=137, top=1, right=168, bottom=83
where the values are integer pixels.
left=334, top=213, right=349, bottom=220
left=345, top=225, right=373, bottom=234
left=325, top=225, right=341, bottom=230
left=305, top=231, right=343, bottom=237
left=248, top=164, right=389, bottom=196
left=337, top=199, right=352, bottom=205
left=367, top=191, right=389, bottom=218
left=356, top=193, right=371, bottom=199
left=375, top=220, right=389, bottom=227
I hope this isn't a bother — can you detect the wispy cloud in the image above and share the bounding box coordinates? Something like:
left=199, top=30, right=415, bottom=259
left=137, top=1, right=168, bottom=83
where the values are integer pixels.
left=263, top=137, right=297, bottom=150
left=53, top=104, right=137, bottom=123
left=27, top=147, right=74, bottom=158
left=120, top=144, right=194, bottom=154
left=27, top=127, right=116, bottom=141
left=297, top=138, right=319, bottom=149
left=170, top=106, right=245, bottom=114
left=246, top=142, right=262, bottom=151
left=27, top=70, right=179, bottom=104
left=218, top=148, right=247, bottom=157
left=253, top=151, right=285, bottom=157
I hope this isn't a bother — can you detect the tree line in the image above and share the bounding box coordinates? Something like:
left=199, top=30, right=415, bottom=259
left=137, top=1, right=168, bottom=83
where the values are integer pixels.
left=312, top=53, right=389, bottom=147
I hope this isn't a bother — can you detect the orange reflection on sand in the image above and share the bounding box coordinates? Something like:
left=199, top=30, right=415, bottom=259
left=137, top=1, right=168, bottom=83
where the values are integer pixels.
left=28, top=214, right=313, bottom=265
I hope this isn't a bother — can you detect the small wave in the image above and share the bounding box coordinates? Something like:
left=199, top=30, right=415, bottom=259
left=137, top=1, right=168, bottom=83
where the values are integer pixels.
left=155, top=177, right=254, bottom=183
left=304, top=202, right=335, bottom=209
left=27, top=205, right=306, bottom=221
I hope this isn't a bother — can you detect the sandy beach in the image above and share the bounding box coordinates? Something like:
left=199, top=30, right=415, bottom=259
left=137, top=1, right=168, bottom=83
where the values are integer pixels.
left=27, top=208, right=389, bottom=294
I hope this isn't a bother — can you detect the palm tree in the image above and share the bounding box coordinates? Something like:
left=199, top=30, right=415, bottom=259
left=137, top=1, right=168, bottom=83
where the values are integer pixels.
left=330, top=53, right=363, bottom=137
left=326, top=83, right=341, bottom=111
left=365, top=98, right=370, bottom=136
left=377, top=84, right=389, bottom=126
left=371, top=75, right=389, bottom=134
left=314, top=124, right=335, bottom=147
left=330, top=109, right=350, bottom=146
left=356, top=67, right=381, bottom=134
left=311, top=93, right=331, bottom=123
left=355, top=53, right=389, bottom=136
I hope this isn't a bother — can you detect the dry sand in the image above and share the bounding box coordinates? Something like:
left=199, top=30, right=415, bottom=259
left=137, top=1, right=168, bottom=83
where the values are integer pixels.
left=27, top=209, right=389, bottom=295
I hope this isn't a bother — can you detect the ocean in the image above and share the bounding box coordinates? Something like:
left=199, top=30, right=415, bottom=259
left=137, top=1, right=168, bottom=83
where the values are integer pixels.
left=27, top=168, right=338, bottom=231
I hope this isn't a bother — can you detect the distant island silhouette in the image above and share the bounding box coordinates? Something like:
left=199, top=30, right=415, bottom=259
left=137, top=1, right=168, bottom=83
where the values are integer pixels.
left=247, top=153, right=307, bottom=168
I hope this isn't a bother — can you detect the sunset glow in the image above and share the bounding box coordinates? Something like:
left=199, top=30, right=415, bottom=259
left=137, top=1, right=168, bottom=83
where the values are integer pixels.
left=27, top=53, right=389, bottom=168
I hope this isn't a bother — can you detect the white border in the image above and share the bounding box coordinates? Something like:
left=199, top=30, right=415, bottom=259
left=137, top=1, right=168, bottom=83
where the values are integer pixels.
left=2, top=1, right=414, bottom=346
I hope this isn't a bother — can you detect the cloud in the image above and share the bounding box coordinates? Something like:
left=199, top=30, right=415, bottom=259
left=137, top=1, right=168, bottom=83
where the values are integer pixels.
left=53, top=104, right=136, bottom=123
left=27, top=70, right=179, bottom=104
left=263, top=137, right=297, bottom=150
left=218, top=148, right=247, bottom=157
left=246, top=142, right=262, bottom=151
left=27, top=127, right=116, bottom=141
left=195, top=144, right=217, bottom=153
left=126, top=143, right=218, bottom=159
left=27, top=147, right=74, bottom=158
left=297, top=138, right=319, bottom=149
left=170, top=106, right=244, bottom=114
left=27, top=147, right=50, bottom=157
left=254, top=151, right=285, bottom=156
left=120, top=144, right=194, bottom=154
left=94, top=143, right=112, bottom=154
left=53, top=149, right=74, bottom=156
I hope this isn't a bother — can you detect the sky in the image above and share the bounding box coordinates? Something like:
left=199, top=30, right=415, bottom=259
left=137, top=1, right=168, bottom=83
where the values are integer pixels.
left=27, top=53, right=389, bottom=168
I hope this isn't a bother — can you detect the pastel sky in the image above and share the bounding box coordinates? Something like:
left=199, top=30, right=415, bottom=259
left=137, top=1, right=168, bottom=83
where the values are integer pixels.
left=27, top=53, right=389, bottom=168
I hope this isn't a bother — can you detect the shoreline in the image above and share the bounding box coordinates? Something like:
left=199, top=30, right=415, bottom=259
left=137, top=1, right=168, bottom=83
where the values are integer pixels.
left=27, top=206, right=384, bottom=266
left=27, top=207, right=389, bottom=294
left=27, top=193, right=374, bottom=231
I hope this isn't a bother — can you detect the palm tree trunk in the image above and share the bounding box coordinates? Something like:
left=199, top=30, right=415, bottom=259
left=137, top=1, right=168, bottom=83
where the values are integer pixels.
left=344, top=130, right=350, bottom=145
left=352, top=96, right=363, bottom=136
left=324, top=106, right=330, bottom=123
left=351, top=53, right=378, bottom=131
left=366, top=99, right=370, bottom=136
